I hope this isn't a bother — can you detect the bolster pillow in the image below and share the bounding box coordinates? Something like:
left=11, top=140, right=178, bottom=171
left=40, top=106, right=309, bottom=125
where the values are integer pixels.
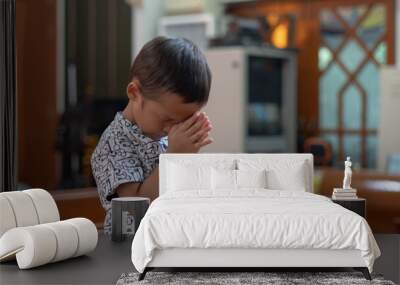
left=0, top=218, right=98, bottom=269
left=0, top=189, right=60, bottom=237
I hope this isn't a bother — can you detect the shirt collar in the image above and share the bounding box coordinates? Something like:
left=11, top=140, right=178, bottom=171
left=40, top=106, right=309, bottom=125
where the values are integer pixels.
left=115, top=111, right=143, bottom=135
left=115, top=111, right=166, bottom=144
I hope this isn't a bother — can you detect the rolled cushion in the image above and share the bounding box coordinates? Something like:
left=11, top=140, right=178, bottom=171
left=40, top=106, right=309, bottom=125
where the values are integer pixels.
left=0, top=192, right=39, bottom=227
left=64, top=218, right=98, bottom=257
left=23, top=189, right=60, bottom=224
left=0, top=189, right=60, bottom=239
left=0, top=218, right=98, bottom=269
left=0, top=196, right=17, bottom=237
left=42, top=221, right=79, bottom=262
left=0, top=226, right=57, bottom=268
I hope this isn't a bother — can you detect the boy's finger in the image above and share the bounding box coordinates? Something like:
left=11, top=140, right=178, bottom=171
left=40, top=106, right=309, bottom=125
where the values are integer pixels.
left=186, top=116, right=207, bottom=136
left=195, top=137, right=213, bottom=149
left=197, top=131, right=209, bottom=144
left=196, top=117, right=212, bottom=133
left=190, top=124, right=211, bottom=142
left=180, top=112, right=202, bottom=131
left=190, top=130, right=205, bottom=143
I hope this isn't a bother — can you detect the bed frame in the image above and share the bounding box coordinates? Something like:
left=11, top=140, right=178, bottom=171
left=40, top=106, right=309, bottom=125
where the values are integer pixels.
left=138, top=154, right=372, bottom=281
left=138, top=248, right=371, bottom=280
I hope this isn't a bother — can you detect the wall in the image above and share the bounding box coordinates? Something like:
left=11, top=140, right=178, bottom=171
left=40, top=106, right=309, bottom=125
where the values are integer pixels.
left=378, top=67, right=400, bottom=170
left=131, top=0, right=166, bottom=57
left=130, top=0, right=229, bottom=57
left=378, top=0, right=400, bottom=170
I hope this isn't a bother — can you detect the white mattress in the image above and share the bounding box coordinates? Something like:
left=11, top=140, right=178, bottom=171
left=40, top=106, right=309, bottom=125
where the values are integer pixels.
left=131, top=190, right=380, bottom=273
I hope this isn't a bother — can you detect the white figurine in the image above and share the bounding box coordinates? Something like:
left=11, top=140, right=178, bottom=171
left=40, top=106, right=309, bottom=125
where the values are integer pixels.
left=343, top=156, right=352, bottom=190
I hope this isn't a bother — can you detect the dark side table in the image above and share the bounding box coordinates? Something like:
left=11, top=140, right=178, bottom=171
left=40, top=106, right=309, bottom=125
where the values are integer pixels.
left=332, top=198, right=366, bottom=218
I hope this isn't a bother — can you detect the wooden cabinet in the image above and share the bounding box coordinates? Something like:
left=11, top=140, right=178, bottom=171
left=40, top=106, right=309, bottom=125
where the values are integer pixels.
left=203, top=47, right=297, bottom=153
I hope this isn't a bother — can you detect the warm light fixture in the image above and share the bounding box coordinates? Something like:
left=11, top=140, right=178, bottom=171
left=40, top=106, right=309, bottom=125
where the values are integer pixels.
left=271, top=22, right=289, bottom=48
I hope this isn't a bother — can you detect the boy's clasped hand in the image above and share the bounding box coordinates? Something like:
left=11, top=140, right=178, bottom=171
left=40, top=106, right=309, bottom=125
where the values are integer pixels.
left=167, top=112, right=213, bottom=153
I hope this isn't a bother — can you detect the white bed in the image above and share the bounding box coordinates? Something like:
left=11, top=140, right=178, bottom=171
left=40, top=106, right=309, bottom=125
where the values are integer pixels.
left=131, top=154, right=380, bottom=280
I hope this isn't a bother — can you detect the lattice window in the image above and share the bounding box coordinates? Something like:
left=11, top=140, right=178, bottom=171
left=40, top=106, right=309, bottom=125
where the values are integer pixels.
left=318, top=3, right=388, bottom=168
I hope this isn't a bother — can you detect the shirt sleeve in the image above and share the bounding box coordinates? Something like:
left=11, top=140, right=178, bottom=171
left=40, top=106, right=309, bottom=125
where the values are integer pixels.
left=91, top=133, right=144, bottom=207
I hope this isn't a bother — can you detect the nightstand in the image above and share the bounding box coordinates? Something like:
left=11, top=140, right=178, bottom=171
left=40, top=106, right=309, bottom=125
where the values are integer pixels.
left=332, top=198, right=366, bottom=218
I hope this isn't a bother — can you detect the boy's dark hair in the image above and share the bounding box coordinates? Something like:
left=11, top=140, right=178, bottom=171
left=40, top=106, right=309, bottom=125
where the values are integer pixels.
left=129, top=36, right=211, bottom=104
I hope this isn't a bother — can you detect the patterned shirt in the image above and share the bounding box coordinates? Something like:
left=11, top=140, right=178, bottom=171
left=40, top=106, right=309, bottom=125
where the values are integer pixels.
left=91, top=112, right=168, bottom=234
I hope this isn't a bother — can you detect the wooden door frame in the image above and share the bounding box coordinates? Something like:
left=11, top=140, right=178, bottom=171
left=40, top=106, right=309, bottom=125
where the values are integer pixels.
left=16, top=0, right=58, bottom=189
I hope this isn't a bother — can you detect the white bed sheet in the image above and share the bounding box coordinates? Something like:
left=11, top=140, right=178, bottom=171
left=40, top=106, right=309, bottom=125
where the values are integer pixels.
left=131, top=190, right=380, bottom=273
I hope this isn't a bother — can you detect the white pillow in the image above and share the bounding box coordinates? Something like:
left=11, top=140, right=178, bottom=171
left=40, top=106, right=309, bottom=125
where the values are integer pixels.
left=211, top=169, right=268, bottom=190
left=211, top=168, right=236, bottom=190
left=167, top=162, right=211, bottom=191
left=238, top=159, right=307, bottom=191
left=236, top=169, right=267, bottom=189
left=266, top=162, right=306, bottom=191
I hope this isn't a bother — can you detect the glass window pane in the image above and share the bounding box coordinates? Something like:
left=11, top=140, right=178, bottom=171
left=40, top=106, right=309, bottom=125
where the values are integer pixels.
left=366, top=135, right=377, bottom=168
left=374, top=42, right=387, bottom=64
left=343, top=84, right=362, bottom=129
left=356, top=4, right=386, bottom=49
left=320, top=9, right=345, bottom=50
left=338, top=39, right=365, bottom=72
left=337, top=5, right=367, bottom=27
left=319, top=63, right=346, bottom=129
left=357, top=62, right=379, bottom=129
left=343, top=134, right=361, bottom=165
left=247, top=57, right=283, bottom=136
left=318, top=46, right=332, bottom=70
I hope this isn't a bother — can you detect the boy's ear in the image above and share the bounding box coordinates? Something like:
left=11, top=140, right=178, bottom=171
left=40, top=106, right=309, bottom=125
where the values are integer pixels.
left=126, top=79, right=142, bottom=102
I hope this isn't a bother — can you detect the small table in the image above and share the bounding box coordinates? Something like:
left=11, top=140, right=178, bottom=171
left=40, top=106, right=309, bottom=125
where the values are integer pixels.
left=332, top=198, right=366, bottom=218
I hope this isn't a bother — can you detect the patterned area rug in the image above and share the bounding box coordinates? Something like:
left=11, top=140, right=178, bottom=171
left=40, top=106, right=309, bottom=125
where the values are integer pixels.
left=116, top=271, right=396, bottom=285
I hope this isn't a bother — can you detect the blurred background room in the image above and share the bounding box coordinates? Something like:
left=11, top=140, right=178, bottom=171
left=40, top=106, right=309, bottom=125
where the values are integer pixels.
left=2, top=0, right=399, bottom=281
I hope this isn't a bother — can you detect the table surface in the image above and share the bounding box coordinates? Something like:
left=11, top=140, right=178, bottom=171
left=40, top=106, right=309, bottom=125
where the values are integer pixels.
left=1, top=233, right=398, bottom=285
left=331, top=198, right=366, bottom=202
left=0, top=232, right=134, bottom=285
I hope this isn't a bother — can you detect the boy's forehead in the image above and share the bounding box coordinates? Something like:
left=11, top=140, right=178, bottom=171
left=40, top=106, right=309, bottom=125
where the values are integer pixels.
left=158, top=92, right=203, bottom=121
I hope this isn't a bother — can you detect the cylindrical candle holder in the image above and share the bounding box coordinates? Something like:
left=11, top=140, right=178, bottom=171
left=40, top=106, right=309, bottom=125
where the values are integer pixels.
left=111, top=197, right=149, bottom=242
